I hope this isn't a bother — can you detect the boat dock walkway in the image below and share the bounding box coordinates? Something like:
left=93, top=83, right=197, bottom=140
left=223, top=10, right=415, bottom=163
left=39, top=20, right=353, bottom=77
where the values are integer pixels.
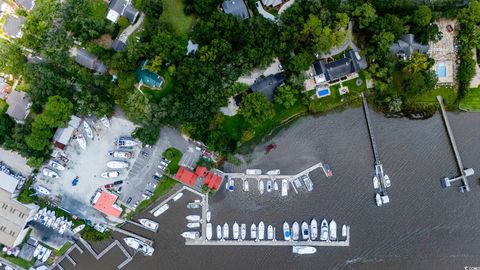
left=149, top=186, right=187, bottom=214
left=361, top=92, right=380, bottom=163
left=437, top=96, right=472, bottom=192
left=224, top=162, right=324, bottom=182
left=125, top=219, right=157, bottom=232
left=106, top=225, right=154, bottom=246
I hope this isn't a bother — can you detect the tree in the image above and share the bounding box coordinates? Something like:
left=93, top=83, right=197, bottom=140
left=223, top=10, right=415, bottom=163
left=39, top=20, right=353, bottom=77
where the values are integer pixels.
left=0, top=42, right=26, bottom=76
left=0, top=114, right=14, bottom=145
left=274, top=85, right=298, bottom=109
left=137, top=0, right=163, bottom=19
left=353, top=3, right=377, bottom=29
left=74, top=90, right=113, bottom=118
left=412, top=5, right=432, bottom=27
left=403, top=52, right=429, bottom=74
left=240, top=92, right=275, bottom=127
left=373, top=31, right=395, bottom=54
left=41, top=96, right=74, bottom=128
left=133, top=126, right=160, bottom=145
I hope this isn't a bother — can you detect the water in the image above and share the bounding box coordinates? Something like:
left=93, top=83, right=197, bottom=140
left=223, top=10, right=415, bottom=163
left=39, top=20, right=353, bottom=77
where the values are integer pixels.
left=68, top=108, right=480, bottom=270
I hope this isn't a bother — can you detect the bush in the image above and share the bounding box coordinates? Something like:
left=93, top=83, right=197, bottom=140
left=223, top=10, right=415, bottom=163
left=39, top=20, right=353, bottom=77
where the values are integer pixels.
left=117, top=17, right=129, bottom=29
left=133, top=126, right=160, bottom=145
left=17, top=179, right=36, bottom=204
left=81, top=226, right=111, bottom=242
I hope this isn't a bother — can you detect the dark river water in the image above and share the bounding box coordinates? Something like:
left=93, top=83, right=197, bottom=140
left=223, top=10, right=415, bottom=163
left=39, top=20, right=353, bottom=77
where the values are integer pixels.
left=63, top=108, right=480, bottom=270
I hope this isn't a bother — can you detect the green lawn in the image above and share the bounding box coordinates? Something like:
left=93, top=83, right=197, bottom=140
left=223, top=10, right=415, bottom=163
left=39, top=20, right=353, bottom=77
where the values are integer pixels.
left=89, top=0, right=108, bottom=22
left=143, top=69, right=175, bottom=102
left=162, top=147, right=183, bottom=174
left=160, top=0, right=194, bottom=36
left=0, top=253, right=34, bottom=269
left=0, top=99, right=7, bottom=113
left=132, top=177, right=177, bottom=215
left=54, top=242, right=73, bottom=256
left=411, top=86, right=458, bottom=110
left=459, top=87, right=480, bottom=111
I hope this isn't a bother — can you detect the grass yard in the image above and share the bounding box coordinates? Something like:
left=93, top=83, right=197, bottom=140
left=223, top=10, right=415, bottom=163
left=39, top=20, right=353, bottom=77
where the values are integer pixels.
left=411, top=86, right=458, bottom=110
left=160, top=0, right=194, bottom=36
left=89, top=0, right=108, bottom=22
left=162, top=147, right=183, bottom=174
left=459, top=87, right=480, bottom=111
left=0, top=253, right=35, bottom=269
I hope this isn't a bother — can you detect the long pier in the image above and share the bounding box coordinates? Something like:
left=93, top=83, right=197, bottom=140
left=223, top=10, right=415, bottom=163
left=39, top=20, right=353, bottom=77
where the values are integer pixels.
left=361, top=92, right=380, bottom=163
left=106, top=225, right=154, bottom=246
left=224, top=162, right=324, bottom=181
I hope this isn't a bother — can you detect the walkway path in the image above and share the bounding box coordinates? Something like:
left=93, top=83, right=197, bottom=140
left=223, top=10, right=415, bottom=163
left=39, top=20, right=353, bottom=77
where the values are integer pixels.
left=319, top=21, right=355, bottom=58
left=117, top=13, right=145, bottom=44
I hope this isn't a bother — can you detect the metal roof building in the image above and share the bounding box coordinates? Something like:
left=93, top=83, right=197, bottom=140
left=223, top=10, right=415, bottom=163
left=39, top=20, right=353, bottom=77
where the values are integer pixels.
left=222, top=0, right=249, bottom=19
left=2, top=15, right=25, bottom=38
left=6, top=89, right=30, bottom=123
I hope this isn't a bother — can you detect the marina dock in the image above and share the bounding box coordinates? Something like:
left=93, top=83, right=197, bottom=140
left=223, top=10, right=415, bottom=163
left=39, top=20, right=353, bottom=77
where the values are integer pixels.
left=224, top=162, right=325, bottom=183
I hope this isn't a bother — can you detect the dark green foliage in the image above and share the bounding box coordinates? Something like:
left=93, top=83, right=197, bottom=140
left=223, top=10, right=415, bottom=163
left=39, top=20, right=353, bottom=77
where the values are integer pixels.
left=0, top=42, right=26, bottom=76
left=133, top=125, right=160, bottom=145
left=136, top=0, right=163, bottom=18
left=0, top=114, right=14, bottom=145
left=240, top=92, right=275, bottom=127
left=17, top=179, right=37, bottom=204
left=274, top=85, right=299, bottom=109
left=81, top=226, right=112, bottom=242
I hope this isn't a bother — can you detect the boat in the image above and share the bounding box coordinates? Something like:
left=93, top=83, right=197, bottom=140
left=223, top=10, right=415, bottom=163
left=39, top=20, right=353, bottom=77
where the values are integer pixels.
left=342, top=224, right=347, bottom=238
left=37, top=246, right=47, bottom=259
left=108, top=151, right=133, bottom=159
left=101, top=171, right=120, bottom=178
left=76, top=134, right=86, bottom=150
left=181, top=231, right=200, bottom=240
left=266, top=169, right=280, bottom=175
left=83, top=121, right=94, bottom=139
left=274, top=181, right=278, bottom=191
left=292, top=222, right=299, bottom=241
left=124, top=237, right=154, bottom=256
left=281, top=179, right=288, bottom=196
left=301, top=175, right=313, bottom=191
left=206, top=211, right=211, bottom=222
left=320, top=219, right=328, bottom=241
left=100, top=116, right=110, bottom=128
left=283, top=222, right=291, bottom=241
left=228, top=178, right=234, bottom=192
left=250, top=224, right=257, bottom=240
left=216, top=225, right=222, bottom=239
left=52, top=217, right=61, bottom=229
left=373, top=176, right=380, bottom=189
left=223, top=223, right=229, bottom=239
left=329, top=219, right=337, bottom=241
left=153, top=204, right=169, bottom=217
left=375, top=193, right=383, bottom=206
left=267, top=225, right=274, bottom=240
left=48, top=160, right=65, bottom=171
left=310, top=218, right=318, bottom=240
left=187, top=222, right=200, bottom=228
left=139, top=219, right=159, bottom=231
left=384, top=174, right=391, bottom=187
left=240, top=224, right=246, bottom=240
left=72, top=224, right=85, bottom=234
left=258, top=221, right=265, bottom=240
left=323, top=163, right=333, bottom=177
left=116, top=137, right=137, bottom=148
left=259, top=180, right=264, bottom=195
left=172, top=193, right=183, bottom=201
left=243, top=180, right=249, bottom=191
left=187, top=203, right=200, bottom=209
left=301, top=221, right=310, bottom=240
left=42, top=168, right=59, bottom=178
left=233, top=222, right=239, bottom=240
left=41, top=249, right=52, bottom=262
left=106, top=161, right=129, bottom=169
left=35, top=185, right=50, bottom=196
left=292, top=246, right=317, bottom=255
left=33, top=245, right=42, bottom=258
left=294, top=178, right=302, bottom=188
left=186, top=215, right=200, bottom=222
left=206, top=223, right=212, bottom=240
left=266, top=180, right=272, bottom=192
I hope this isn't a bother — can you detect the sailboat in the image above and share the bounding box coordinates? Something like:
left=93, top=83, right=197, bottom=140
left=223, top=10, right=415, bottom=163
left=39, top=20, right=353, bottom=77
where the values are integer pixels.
left=329, top=220, right=337, bottom=241
left=223, top=223, right=229, bottom=239
left=250, top=224, right=257, bottom=240
left=83, top=121, right=94, bottom=139
left=243, top=180, right=249, bottom=191
left=310, top=218, right=318, bottom=240
left=258, top=221, right=265, bottom=240
left=240, top=224, right=246, bottom=240
left=292, top=222, right=299, bottom=241
left=76, top=134, right=86, bottom=150
left=233, top=222, right=239, bottom=240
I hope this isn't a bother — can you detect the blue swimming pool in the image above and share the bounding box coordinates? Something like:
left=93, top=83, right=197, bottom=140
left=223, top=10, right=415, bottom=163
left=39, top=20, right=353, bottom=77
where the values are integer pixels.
left=317, top=89, right=330, bottom=97
left=437, top=63, right=447, bottom=78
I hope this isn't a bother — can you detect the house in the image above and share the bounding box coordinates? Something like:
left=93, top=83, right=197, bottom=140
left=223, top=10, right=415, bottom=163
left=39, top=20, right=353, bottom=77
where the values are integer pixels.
left=14, top=0, right=34, bottom=10
left=74, top=48, right=107, bottom=75
left=176, top=166, right=223, bottom=191
left=250, top=73, right=285, bottom=101
left=312, top=50, right=367, bottom=84
left=91, top=190, right=122, bottom=218
left=112, top=38, right=126, bottom=52
left=389, top=34, right=429, bottom=60
left=221, top=0, right=249, bottom=19
left=136, top=60, right=163, bottom=89
left=6, top=90, right=31, bottom=123
left=106, top=0, right=139, bottom=24
left=2, top=15, right=25, bottom=38
left=53, top=115, right=81, bottom=150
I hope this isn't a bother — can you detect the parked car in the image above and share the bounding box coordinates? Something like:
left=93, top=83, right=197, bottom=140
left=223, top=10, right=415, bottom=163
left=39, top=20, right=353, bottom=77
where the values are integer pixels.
left=152, top=175, right=161, bottom=181
left=113, top=180, right=123, bottom=186
left=126, top=197, right=132, bottom=204
left=160, top=161, right=168, bottom=167
left=158, top=164, right=166, bottom=170
left=446, top=24, right=454, bottom=32
left=104, top=184, right=113, bottom=189
left=161, top=158, right=171, bottom=164
left=140, top=151, right=150, bottom=157
left=133, top=201, right=139, bottom=209
left=148, top=182, right=157, bottom=188
left=117, top=186, right=123, bottom=193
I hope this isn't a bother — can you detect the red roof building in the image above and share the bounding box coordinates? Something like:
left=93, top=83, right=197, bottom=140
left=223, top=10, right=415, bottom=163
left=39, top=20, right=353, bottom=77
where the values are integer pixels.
left=176, top=166, right=223, bottom=190
left=176, top=167, right=199, bottom=187
left=195, top=166, right=207, bottom=177
left=92, top=191, right=122, bottom=218
left=203, top=172, right=222, bottom=190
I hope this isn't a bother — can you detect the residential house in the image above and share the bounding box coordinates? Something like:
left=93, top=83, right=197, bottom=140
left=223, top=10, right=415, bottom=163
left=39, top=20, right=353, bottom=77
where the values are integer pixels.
left=312, top=50, right=367, bottom=84
left=52, top=115, right=81, bottom=150
left=250, top=72, right=285, bottom=101
left=6, top=90, right=30, bottom=123
left=221, top=0, right=249, bottom=19
left=74, top=48, right=107, bottom=75
left=106, top=0, right=139, bottom=24
left=2, top=15, right=26, bottom=39
left=14, top=0, right=34, bottom=10
left=389, top=34, right=429, bottom=60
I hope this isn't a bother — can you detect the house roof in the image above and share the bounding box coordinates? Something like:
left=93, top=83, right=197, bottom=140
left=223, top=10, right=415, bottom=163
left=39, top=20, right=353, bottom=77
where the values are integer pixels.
left=75, top=48, right=107, bottom=74
left=92, top=191, right=122, bottom=218
left=6, top=90, right=30, bottom=123
left=112, top=39, right=126, bottom=52
left=195, top=166, right=207, bottom=177
left=250, top=73, right=285, bottom=101
left=0, top=171, right=19, bottom=194
left=176, top=167, right=198, bottom=187
left=313, top=51, right=365, bottom=82
left=203, top=172, right=222, bottom=190
left=222, top=0, right=249, bottom=19
left=108, top=0, right=139, bottom=24
left=2, top=15, right=25, bottom=38
left=53, top=115, right=81, bottom=147
left=389, top=34, right=429, bottom=58
left=14, top=0, right=34, bottom=10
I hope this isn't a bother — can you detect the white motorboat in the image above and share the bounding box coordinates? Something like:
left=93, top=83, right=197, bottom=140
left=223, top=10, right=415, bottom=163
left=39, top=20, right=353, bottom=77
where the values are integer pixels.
left=258, top=221, right=265, bottom=240
left=187, top=222, right=200, bottom=228
left=223, top=223, right=229, bottom=239
left=181, top=231, right=200, bottom=240
left=106, top=161, right=129, bottom=169
left=172, top=192, right=183, bottom=201
left=37, top=246, right=47, bottom=259
left=187, top=203, right=200, bottom=209
left=283, top=222, right=291, bottom=241
left=267, top=225, right=274, bottom=240
left=35, top=185, right=50, bottom=196
left=186, top=215, right=200, bottom=222
left=320, top=219, right=328, bottom=241
left=72, top=224, right=85, bottom=234
left=292, top=246, right=317, bottom=255
left=59, top=223, right=68, bottom=235
left=108, top=151, right=133, bottom=159
left=274, top=181, right=278, bottom=191
left=375, top=193, right=383, bottom=206
left=139, top=219, right=159, bottom=231
left=259, top=180, right=264, bottom=195
left=76, top=134, right=86, bottom=150
left=233, top=222, right=239, bottom=240
left=101, top=171, right=120, bottom=178
left=228, top=178, right=234, bottom=192
left=153, top=204, right=169, bottom=217
left=301, top=175, right=313, bottom=191
left=42, top=168, right=59, bottom=178
left=384, top=174, right=391, bottom=187
left=100, top=116, right=110, bottom=128
left=266, top=169, right=280, bottom=175
left=216, top=225, right=222, bottom=239
left=250, top=224, right=257, bottom=240
left=48, top=160, right=65, bottom=171
left=206, top=211, right=211, bottom=222
left=373, top=176, right=380, bottom=189
left=281, top=179, right=288, bottom=196
left=243, top=180, right=249, bottom=191
left=33, top=245, right=42, bottom=258
left=41, top=249, right=52, bottom=262
left=52, top=217, right=61, bottom=230
left=83, top=121, right=94, bottom=139
left=116, top=137, right=138, bottom=148
left=124, top=237, right=154, bottom=256
left=310, top=218, right=318, bottom=240
left=266, top=180, right=272, bottom=193
left=206, top=223, right=213, bottom=240
left=292, top=222, right=299, bottom=241
left=301, top=221, right=309, bottom=240
left=240, top=223, right=246, bottom=240
left=329, top=220, right=337, bottom=241
left=342, top=224, right=347, bottom=238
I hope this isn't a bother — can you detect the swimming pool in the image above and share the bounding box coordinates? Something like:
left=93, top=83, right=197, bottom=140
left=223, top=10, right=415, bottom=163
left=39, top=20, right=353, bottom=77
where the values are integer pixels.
left=317, top=89, right=331, bottom=98
left=437, top=63, right=447, bottom=78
